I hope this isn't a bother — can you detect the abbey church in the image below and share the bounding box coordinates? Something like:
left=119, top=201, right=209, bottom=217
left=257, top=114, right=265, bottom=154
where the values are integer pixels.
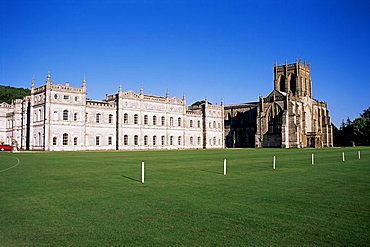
left=0, top=60, right=333, bottom=150
left=224, top=60, right=333, bottom=148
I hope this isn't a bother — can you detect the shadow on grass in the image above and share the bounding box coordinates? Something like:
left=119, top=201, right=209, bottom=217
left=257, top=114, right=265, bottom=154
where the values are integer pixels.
left=199, top=169, right=223, bottom=175
left=121, top=175, right=141, bottom=183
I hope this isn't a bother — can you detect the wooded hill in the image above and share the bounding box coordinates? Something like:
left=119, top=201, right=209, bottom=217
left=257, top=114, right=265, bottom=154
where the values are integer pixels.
left=0, top=85, right=30, bottom=104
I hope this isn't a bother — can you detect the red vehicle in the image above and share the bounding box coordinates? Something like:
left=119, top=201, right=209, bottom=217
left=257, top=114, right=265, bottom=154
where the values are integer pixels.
left=0, top=145, right=13, bottom=151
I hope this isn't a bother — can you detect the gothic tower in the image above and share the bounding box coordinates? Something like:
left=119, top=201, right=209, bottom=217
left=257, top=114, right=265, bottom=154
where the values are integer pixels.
left=274, top=59, right=312, bottom=98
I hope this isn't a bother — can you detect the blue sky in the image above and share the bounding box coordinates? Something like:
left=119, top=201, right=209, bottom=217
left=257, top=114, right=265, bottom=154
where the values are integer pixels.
left=1, top=0, right=369, bottom=126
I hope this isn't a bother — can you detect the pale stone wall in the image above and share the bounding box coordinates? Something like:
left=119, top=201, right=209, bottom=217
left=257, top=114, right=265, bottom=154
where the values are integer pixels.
left=0, top=75, right=224, bottom=151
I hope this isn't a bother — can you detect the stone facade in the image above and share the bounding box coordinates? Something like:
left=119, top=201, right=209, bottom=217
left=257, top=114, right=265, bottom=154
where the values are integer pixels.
left=225, top=60, right=333, bottom=148
left=0, top=73, right=224, bottom=151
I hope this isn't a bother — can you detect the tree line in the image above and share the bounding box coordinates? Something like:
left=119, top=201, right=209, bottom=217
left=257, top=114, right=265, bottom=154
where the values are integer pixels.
left=0, top=85, right=30, bottom=104
left=333, top=107, right=370, bottom=146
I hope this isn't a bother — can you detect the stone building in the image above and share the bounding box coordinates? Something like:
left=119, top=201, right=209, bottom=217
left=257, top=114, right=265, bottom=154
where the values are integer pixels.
left=225, top=60, right=333, bottom=148
left=0, top=73, right=225, bottom=151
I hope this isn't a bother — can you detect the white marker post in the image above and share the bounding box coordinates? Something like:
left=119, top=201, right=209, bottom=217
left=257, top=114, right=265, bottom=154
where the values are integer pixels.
left=273, top=156, right=276, bottom=170
left=342, top=152, right=345, bottom=162
left=358, top=151, right=361, bottom=160
left=141, top=161, right=145, bottom=184
left=223, top=158, right=227, bottom=176
left=312, top=153, right=314, bottom=165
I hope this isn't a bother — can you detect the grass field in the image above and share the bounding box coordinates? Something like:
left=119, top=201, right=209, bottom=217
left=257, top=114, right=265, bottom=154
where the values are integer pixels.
left=1, top=147, right=369, bottom=246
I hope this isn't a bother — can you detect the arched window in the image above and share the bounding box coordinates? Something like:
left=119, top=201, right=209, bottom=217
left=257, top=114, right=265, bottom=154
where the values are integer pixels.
left=198, top=120, right=201, bottom=128
left=96, top=113, right=101, bottom=123
left=290, top=74, right=296, bottom=95
left=209, top=122, right=211, bottom=128
left=96, top=136, right=100, bottom=145
left=53, top=137, right=57, bottom=146
left=153, top=136, right=157, bottom=146
left=190, top=136, right=193, bottom=145
left=134, top=114, right=138, bottom=124
left=153, top=116, right=157, bottom=125
left=198, top=137, right=201, bottom=145
left=170, top=117, right=173, bottom=126
left=279, top=75, right=286, bottom=92
left=213, top=137, right=216, bottom=145
left=124, top=113, right=128, bottom=124
left=170, top=136, right=173, bottom=145
left=53, top=111, right=58, bottom=121
left=108, top=136, right=112, bottom=145
left=63, top=110, right=69, bottom=121
left=161, top=116, right=165, bottom=126
left=178, top=136, right=182, bottom=145
left=190, top=120, right=193, bottom=127
left=134, top=135, right=138, bottom=145
left=213, top=121, right=216, bottom=128
left=38, top=132, right=41, bottom=146
left=38, top=109, right=42, bottom=121
left=178, top=117, right=181, bottom=127
left=108, top=114, right=113, bottom=124
left=74, top=137, right=78, bottom=146
left=124, top=135, right=128, bottom=145
left=267, top=103, right=283, bottom=134
left=144, top=115, right=148, bottom=125
left=218, top=122, right=221, bottom=128
left=144, top=135, right=148, bottom=145
left=74, top=113, right=78, bottom=121
left=161, top=136, right=165, bottom=145
left=63, top=133, right=68, bottom=145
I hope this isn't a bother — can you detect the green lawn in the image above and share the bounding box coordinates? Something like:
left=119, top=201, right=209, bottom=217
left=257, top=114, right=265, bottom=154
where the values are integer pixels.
left=1, top=147, right=369, bottom=246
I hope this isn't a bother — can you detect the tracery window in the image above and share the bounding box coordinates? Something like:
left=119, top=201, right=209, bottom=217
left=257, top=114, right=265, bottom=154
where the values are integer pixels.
left=267, top=103, right=283, bottom=134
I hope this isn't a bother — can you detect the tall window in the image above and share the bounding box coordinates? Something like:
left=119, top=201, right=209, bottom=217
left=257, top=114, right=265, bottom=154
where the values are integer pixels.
left=134, top=135, right=138, bottom=145
left=161, top=136, right=165, bottom=145
left=63, top=133, right=68, bottom=145
left=74, top=137, right=78, bottom=146
left=96, top=136, right=100, bottom=145
left=213, top=137, right=216, bottom=145
left=134, top=114, right=138, bottom=124
left=53, top=137, right=57, bottom=146
left=53, top=111, right=58, bottom=121
left=209, top=122, right=211, bottom=128
left=153, top=136, right=157, bottom=146
left=63, top=110, right=69, bottom=121
left=198, top=121, right=201, bottom=128
left=170, top=117, right=173, bottom=126
left=268, top=103, right=283, bottom=134
left=218, top=123, right=221, bottom=128
left=74, top=113, right=78, bottom=121
left=144, top=135, right=148, bottom=145
left=170, top=136, right=173, bottom=145
left=108, top=136, right=112, bottom=145
left=198, top=137, right=201, bottom=145
left=144, top=115, right=148, bottom=125
left=96, top=113, right=101, bottom=123
left=153, top=116, right=157, bottom=125
left=190, top=136, right=193, bottom=145
left=85, top=113, right=88, bottom=122
left=190, top=120, right=193, bottom=127
left=109, top=114, right=113, bottom=124
left=178, top=117, right=181, bottom=127
left=213, top=121, right=216, bottom=128
left=178, top=136, right=182, bottom=145
left=161, top=116, right=165, bottom=126
left=124, top=135, right=128, bottom=145
left=124, top=113, right=128, bottom=124
left=38, top=109, right=42, bottom=121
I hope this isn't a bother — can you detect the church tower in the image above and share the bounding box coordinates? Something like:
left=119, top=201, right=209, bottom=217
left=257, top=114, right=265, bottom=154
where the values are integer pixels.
left=274, top=59, right=312, bottom=98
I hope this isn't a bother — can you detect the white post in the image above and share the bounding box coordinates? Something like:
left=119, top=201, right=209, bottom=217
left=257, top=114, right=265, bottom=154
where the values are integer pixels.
left=358, top=150, right=361, bottom=160
left=273, top=156, right=276, bottom=170
left=312, top=153, right=314, bottom=165
left=223, top=158, right=227, bottom=176
left=141, top=161, right=145, bottom=183
left=342, top=152, right=345, bottom=162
